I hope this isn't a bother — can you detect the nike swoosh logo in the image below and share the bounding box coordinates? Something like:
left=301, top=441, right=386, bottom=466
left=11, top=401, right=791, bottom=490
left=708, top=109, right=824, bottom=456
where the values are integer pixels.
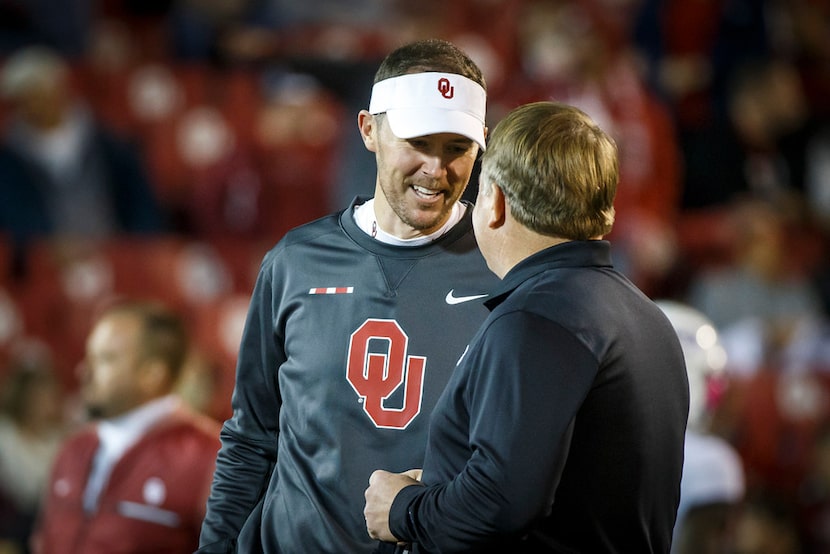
left=445, top=290, right=488, bottom=305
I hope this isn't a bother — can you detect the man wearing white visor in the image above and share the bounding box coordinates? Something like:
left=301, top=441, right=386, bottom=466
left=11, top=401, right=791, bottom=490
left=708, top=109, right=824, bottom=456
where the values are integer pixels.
left=361, top=53, right=487, bottom=240
left=198, top=39, right=498, bottom=553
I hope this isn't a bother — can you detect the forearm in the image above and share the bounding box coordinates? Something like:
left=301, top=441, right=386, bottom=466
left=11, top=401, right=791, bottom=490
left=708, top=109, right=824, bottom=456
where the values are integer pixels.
left=387, top=463, right=529, bottom=551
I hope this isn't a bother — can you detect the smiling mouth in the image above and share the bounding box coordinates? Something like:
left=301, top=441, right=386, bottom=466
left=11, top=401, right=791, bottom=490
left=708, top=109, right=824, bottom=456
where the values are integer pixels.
left=411, top=184, right=444, bottom=199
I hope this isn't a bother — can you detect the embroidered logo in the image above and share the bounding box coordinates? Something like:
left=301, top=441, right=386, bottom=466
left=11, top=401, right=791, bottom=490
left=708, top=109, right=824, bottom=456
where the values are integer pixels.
left=445, top=289, right=488, bottom=305
left=438, top=77, right=454, bottom=99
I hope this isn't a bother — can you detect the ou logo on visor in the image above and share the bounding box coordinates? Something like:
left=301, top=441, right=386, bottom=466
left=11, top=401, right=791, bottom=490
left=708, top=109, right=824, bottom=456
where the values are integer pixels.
left=437, top=77, right=454, bottom=99
left=346, top=319, right=425, bottom=429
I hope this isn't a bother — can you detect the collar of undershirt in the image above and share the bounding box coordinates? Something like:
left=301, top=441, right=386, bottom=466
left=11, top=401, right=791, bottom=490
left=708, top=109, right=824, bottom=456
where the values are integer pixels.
left=353, top=198, right=466, bottom=246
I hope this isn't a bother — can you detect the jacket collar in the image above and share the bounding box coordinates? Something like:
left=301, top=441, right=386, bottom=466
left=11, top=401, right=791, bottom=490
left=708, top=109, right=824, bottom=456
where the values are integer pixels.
left=484, top=240, right=614, bottom=310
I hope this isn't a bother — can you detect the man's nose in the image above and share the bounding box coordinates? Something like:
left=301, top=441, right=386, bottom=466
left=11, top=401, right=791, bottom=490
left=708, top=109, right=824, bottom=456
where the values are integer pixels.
left=421, top=152, right=447, bottom=177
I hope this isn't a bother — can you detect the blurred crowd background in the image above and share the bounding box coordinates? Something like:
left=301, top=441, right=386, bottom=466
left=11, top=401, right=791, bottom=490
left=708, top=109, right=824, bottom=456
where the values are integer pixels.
left=0, top=0, right=829, bottom=552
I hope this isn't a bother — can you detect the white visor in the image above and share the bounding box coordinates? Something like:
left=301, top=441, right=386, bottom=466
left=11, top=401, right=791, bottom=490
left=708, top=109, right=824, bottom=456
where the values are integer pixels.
left=368, top=72, right=486, bottom=150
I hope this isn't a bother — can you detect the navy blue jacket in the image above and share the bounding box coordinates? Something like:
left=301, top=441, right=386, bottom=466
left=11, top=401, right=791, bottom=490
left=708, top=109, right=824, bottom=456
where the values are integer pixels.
left=390, top=240, right=689, bottom=553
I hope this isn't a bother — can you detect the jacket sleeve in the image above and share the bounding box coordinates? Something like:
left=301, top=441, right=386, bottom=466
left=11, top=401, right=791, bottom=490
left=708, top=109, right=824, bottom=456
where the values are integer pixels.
left=199, top=252, right=283, bottom=550
left=389, top=312, right=599, bottom=552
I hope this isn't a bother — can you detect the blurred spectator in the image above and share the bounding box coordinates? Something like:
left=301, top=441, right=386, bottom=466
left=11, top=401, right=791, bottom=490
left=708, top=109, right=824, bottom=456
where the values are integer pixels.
left=687, top=198, right=825, bottom=376
left=151, top=67, right=340, bottom=241
left=773, top=0, right=830, bottom=121
left=678, top=57, right=824, bottom=211
left=632, top=0, right=773, bottom=213
left=765, top=59, right=825, bottom=197
left=30, top=300, right=220, bottom=554
left=0, top=346, right=67, bottom=554
left=0, top=45, right=165, bottom=278
left=633, top=0, right=772, bottom=127
left=657, top=300, right=745, bottom=554
left=497, top=0, right=681, bottom=296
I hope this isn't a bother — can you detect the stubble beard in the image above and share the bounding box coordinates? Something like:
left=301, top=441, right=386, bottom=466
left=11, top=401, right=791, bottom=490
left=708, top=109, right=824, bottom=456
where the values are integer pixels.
left=393, top=192, right=455, bottom=233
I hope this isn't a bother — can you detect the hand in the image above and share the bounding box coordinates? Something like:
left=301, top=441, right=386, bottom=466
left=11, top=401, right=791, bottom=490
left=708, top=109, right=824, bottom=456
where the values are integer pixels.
left=364, top=469, right=422, bottom=542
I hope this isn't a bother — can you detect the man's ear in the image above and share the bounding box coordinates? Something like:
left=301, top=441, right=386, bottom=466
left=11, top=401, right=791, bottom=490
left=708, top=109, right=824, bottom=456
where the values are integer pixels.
left=489, top=184, right=507, bottom=229
left=138, top=358, right=173, bottom=395
left=358, top=110, right=378, bottom=153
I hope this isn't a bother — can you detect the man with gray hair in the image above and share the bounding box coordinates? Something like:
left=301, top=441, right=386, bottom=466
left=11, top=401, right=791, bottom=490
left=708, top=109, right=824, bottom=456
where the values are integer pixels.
left=365, top=102, right=690, bottom=553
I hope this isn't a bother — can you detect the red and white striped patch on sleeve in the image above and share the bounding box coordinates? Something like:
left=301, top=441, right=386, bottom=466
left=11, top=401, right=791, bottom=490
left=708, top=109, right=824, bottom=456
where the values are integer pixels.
left=308, top=287, right=354, bottom=295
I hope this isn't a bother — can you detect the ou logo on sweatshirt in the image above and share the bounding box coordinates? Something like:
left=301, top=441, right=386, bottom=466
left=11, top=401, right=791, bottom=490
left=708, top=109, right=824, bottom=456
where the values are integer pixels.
left=346, top=319, right=425, bottom=429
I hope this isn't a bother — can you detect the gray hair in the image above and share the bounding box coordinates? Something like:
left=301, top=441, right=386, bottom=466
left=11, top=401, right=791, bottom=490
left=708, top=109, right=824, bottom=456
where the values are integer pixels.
left=480, top=102, right=618, bottom=240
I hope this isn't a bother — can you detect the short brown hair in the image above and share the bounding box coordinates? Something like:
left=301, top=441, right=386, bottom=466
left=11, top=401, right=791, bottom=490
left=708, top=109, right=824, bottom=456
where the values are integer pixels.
left=100, top=300, right=189, bottom=381
left=374, top=38, right=485, bottom=89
